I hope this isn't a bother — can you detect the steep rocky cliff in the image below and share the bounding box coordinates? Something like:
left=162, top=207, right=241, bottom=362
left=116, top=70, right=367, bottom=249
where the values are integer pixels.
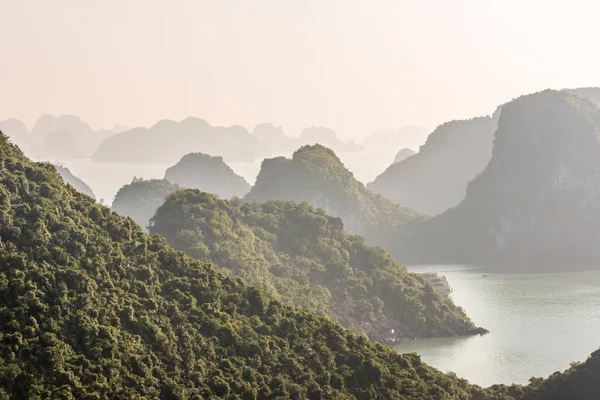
left=412, top=90, right=600, bottom=267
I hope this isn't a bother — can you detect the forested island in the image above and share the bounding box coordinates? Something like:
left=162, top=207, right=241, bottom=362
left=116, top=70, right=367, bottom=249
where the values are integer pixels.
left=151, top=190, right=485, bottom=342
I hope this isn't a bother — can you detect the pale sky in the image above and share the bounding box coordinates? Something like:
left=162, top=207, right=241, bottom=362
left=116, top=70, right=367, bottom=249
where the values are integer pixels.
left=1, top=0, right=598, bottom=140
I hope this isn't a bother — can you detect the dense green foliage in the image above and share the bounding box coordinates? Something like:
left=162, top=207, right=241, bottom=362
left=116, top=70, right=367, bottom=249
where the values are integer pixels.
left=150, top=191, right=485, bottom=342
left=245, top=144, right=426, bottom=260
left=164, top=152, right=250, bottom=199
left=0, top=132, right=521, bottom=400
left=111, top=179, right=180, bottom=232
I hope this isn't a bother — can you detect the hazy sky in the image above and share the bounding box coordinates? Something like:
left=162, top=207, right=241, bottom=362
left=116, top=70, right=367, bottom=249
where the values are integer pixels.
left=1, top=0, right=598, bottom=139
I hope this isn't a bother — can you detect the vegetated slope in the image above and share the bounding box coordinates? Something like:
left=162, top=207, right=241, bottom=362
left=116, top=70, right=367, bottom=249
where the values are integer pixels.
left=0, top=131, right=510, bottom=400
left=164, top=153, right=250, bottom=199
left=55, top=165, right=95, bottom=199
left=92, top=117, right=267, bottom=163
left=393, top=148, right=416, bottom=164
left=111, top=179, right=180, bottom=232
left=411, top=90, right=600, bottom=267
left=150, top=191, right=486, bottom=343
left=245, top=144, right=426, bottom=260
left=368, top=115, right=498, bottom=216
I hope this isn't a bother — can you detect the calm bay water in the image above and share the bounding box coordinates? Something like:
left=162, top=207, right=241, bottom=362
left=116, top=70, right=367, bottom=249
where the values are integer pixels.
left=397, top=265, right=600, bottom=387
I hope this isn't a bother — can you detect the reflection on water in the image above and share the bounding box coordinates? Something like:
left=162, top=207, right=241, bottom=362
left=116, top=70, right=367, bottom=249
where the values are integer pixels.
left=396, top=265, right=600, bottom=387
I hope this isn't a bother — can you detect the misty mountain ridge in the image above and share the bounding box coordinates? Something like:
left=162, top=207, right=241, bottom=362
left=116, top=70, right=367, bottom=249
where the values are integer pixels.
left=252, top=123, right=364, bottom=155
left=368, top=114, right=499, bottom=215
left=31, top=113, right=112, bottom=154
left=32, top=130, right=87, bottom=160
left=93, top=117, right=268, bottom=164
left=408, top=89, right=600, bottom=268
left=368, top=87, right=600, bottom=217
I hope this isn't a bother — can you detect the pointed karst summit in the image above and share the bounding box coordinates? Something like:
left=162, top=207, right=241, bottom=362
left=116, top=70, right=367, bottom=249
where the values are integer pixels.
left=368, top=114, right=499, bottom=216
left=0, top=130, right=598, bottom=399
left=164, top=152, right=250, bottom=198
left=393, top=148, right=416, bottom=163
left=92, top=117, right=268, bottom=163
left=413, top=90, right=600, bottom=267
left=245, top=144, right=425, bottom=259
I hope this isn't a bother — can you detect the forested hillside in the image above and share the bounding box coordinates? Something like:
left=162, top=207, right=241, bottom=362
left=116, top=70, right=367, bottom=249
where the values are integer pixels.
left=0, top=131, right=515, bottom=399
left=150, top=190, right=486, bottom=343
left=0, top=130, right=598, bottom=398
